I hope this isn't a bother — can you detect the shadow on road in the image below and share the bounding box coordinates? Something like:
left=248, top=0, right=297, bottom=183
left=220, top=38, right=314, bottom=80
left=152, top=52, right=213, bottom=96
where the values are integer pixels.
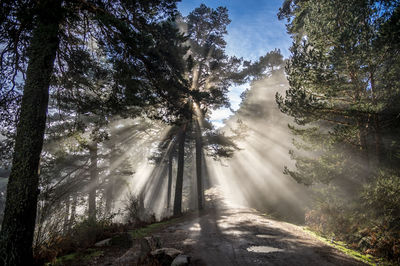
left=157, top=197, right=365, bottom=266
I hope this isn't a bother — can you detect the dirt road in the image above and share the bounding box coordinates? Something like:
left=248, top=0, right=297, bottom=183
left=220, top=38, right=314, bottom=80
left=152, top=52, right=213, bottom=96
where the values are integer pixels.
left=156, top=204, right=365, bottom=266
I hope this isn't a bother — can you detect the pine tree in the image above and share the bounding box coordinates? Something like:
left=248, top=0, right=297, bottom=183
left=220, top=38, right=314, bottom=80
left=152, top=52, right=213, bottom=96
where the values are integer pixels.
left=276, top=0, right=400, bottom=186
left=168, top=4, right=280, bottom=214
left=171, top=4, right=249, bottom=214
left=0, top=1, right=183, bottom=264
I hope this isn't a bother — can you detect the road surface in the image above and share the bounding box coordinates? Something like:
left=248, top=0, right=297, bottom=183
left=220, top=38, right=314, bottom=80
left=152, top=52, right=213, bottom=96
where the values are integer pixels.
left=156, top=203, right=364, bottom=266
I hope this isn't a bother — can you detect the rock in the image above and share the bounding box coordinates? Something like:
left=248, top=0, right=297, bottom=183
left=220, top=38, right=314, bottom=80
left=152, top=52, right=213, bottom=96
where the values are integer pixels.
left=150, top=248, right=182, bottom=266
left=94, top=238, right=112, bottom=247
left=111, top=233, right=133, bottom=248
left=113, top=244, right=141, bottom=266
left=171, top=254, right=190, bottom=266
left=140, top=236, right=162, bottom=256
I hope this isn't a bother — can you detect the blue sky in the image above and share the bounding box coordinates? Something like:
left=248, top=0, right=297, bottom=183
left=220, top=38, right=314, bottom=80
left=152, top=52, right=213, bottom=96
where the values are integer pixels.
left=177, top=0, right=292, bottom=127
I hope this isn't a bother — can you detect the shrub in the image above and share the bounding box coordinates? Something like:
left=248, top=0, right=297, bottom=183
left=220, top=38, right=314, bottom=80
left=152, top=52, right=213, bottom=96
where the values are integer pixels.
left=362, top=170, right=400, bottom=228
left=360, top=170, right=400, bottom=262
left=305, top=170, right=400, bottom=263
left=33, top=216, right=127, bottom=265
left=123, top=192, right=155, bottom=226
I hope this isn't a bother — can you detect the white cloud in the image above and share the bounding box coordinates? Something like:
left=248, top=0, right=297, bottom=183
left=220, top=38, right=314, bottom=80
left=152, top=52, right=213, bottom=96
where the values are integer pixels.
left=210, top=108, right=233, bottom=121
left=211, top=120, right=225, bottom=129
left=228, top=83, right=248, bottom=111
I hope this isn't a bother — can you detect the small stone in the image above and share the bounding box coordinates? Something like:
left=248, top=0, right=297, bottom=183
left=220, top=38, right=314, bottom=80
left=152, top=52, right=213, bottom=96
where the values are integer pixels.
left=140, top=236, right=162, bottom=255
left=94, top=238, right=112, bottom=247
left=111, top=233, right=133, bottom=248
left=113, top=247, right=141, bottom=265
left=150, top=248, right=183, bottom=265
left=171, top=254, right=190, bottom=266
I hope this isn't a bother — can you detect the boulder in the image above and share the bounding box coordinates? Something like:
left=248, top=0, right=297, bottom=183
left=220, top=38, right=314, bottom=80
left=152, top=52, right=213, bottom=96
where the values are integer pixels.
left=94, top=238, right=112, bottom=247
left=171, top=254, right=190, bottom=266
left=111, top=233, right=133, bottom=248
left=150, top=248, right=183, bottom=266
left=113, top=247, right=141, bottom=266
left=139, top=236, right=162, bottom=256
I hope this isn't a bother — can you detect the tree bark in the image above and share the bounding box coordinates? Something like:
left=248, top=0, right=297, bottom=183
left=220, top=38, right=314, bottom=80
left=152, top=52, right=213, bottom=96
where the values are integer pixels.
left=173, top=124, right=187, bottom=216
left=167, top=148, right=173, bottom=210
left=195, top=120, right=203, bottom=210
left=373, top=116, right=382, bottom=163
left=105, top=142, right=116, bottom=215
left=357, top=121, right=370, bottom=180
left=69, top=194, right=77, bottom=231
left=105, top=181, right=114, bottom=215
left=353, top=71, right=370, bottom=181
left=0, top=1, right=62, bottom=264
left=63, top=197, right=70, bottom=233
left=88, top=142, right=98, bottom=221
left=370, top=72, right=383, bottom=163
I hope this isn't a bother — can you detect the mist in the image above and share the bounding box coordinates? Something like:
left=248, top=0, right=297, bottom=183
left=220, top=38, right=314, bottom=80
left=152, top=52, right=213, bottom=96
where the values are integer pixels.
left=206, top=70, right=310, bottom=221
left=94, top=69, right=311, bottom=224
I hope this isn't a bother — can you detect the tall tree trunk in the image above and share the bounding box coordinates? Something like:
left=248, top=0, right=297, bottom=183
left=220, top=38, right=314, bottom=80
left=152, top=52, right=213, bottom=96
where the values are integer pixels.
left=358, top=122, right=370, bottom=172
left=370, top=72, right=383, bottom=163
left=202, top=153, right=211, bottom=192
left=353, top=72, right=370, bottom=181
left=63, top=197, right=70, bottom=233
left=69, top=194, right=77, bottom=231
left=167, top=148, right=173, bottom=210
left=88, top=142, right=98, bottom=221
left=195, top=120, right=203, bottom=210
left=373, top=116, right=382, bottom=163
left=105, top=183, right=113, bottom=215
left=173, top=124, right=187, bottom=216
left=0, top=1, right=62, bottom=264
left=105, top=143, right=116, bottom=215
left=105, top=180, right=114, bottom=215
